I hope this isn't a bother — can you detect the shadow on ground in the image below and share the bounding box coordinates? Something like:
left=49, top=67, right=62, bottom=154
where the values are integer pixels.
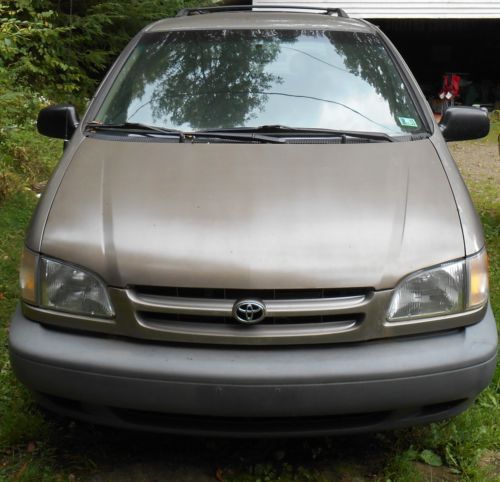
left=57, top=419, right=389, bottom=481
left=33, top=411, right=461, bottom=481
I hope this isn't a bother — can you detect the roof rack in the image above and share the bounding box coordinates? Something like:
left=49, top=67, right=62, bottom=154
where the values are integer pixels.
left=176, top=5, right=349, bottom=18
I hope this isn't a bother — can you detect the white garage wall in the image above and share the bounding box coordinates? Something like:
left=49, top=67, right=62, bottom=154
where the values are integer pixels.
left=252, top=0, right=500, bottom=18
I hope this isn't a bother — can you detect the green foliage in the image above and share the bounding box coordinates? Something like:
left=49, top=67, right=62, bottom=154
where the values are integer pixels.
left=52, top=0, right=205, bottom=75
left=0, top=0, right=211, bottom=201
left=0, top=2, right=80, bottom=95
left=419, top=449, right=443, bottom=467
left=1, top=0, right=212, bottom=98
left=0, top=68, right=60, bottom=201
left=0, top=67, right=60, bottom=201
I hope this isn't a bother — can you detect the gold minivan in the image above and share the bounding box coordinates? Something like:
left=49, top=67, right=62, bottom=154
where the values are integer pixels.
left=10, top=5, right=496, bottom=436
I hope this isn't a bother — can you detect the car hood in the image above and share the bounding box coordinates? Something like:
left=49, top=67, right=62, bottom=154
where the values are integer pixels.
left=41, top=136, right=464, bottom=290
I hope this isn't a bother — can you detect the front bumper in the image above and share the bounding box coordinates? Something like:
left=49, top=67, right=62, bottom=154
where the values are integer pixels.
left=9, top=304, right=497, bottom=436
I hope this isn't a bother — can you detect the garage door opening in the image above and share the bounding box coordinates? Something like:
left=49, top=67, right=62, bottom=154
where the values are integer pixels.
left=373, top=19, right=500, bottom=111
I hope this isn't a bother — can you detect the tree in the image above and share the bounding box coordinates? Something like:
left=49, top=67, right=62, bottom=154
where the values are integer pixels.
left=0, top=0, right=211, bottom=99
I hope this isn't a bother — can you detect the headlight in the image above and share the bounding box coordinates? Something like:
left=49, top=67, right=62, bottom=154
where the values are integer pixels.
left=387, top=249, right=488, bottom=322
left=20, top=249, right=114, bottom=318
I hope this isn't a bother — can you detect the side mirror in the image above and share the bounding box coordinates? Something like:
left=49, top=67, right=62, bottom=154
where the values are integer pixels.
left=37, top=104, right=79, bottom=140
left=439, top=106, right=489, bottom=142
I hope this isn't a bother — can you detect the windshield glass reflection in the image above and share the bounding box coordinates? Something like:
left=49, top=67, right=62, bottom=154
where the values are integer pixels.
left=96, top=30, right=423, bottom=134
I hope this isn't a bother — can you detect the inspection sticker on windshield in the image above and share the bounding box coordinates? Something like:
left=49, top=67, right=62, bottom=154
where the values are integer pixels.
left=398, top=116, right=418, bottom=128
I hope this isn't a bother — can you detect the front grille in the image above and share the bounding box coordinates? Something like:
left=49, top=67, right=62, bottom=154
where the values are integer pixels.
left=123, top=285, right=374, bottom=344
left=128, top=286, right=368, bottom=330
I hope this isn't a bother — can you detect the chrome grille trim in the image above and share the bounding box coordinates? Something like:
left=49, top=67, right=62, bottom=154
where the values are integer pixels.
left=126, top=290, right=367, bottom=318
left=132, top=286, right=368, bottom=300
left=136, top=319, right=359, bottom=339
left=266, top=296, right=366, bottom=316
left=127, top=292, right=232, bottom=316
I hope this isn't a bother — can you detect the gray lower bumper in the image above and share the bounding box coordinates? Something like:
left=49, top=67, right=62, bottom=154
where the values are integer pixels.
left=9, top=304, right=497, bottom=436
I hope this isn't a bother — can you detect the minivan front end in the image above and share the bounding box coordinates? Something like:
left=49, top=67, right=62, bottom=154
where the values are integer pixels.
left=10, top=137, right=497, bottom=435
left=9, top=8, right=497, bottom=435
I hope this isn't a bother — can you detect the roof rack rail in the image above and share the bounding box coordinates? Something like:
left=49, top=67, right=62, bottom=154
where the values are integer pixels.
left=176, top=5, right=349, bottom=19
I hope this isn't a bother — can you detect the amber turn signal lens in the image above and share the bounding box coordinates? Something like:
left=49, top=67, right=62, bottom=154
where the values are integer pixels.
left=20, top=248, right=37, bottom=304
left=466, top=249, right=489, bottom=309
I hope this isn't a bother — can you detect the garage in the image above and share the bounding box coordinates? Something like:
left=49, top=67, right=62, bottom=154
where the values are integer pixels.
left=253, top=1, right=500, bottom=110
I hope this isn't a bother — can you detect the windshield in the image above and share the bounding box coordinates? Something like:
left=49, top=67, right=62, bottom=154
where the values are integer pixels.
left=94, top=29, right=425, bottom=135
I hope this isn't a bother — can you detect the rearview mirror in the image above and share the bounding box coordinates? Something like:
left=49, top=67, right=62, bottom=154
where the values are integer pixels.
left=439, top=106, right=489, bottom=142
left=37, top=104, right=79, bottom=140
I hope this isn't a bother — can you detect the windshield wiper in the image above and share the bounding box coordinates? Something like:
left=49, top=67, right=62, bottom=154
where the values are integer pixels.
left=86, top=122, right=186, bottom=141
left=86, top=122, right=286, bottom=144
left=192, top=130, right=286, bottom=144
left=210, top=125, right=397, bottom=143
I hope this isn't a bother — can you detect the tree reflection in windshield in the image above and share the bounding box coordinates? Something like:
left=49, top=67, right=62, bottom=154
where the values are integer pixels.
left=97, top=29, right=423, bottom=134
left=106, top=30, right=287, bottom=129
left=330, top=31, right=418, bottom=126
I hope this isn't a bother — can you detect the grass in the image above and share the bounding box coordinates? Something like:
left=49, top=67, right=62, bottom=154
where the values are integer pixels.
left=0, top=120, right=498, bottom=481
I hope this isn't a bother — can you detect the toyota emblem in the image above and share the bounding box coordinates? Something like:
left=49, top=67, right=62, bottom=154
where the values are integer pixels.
left=233, top=300, right=266, bottom=324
